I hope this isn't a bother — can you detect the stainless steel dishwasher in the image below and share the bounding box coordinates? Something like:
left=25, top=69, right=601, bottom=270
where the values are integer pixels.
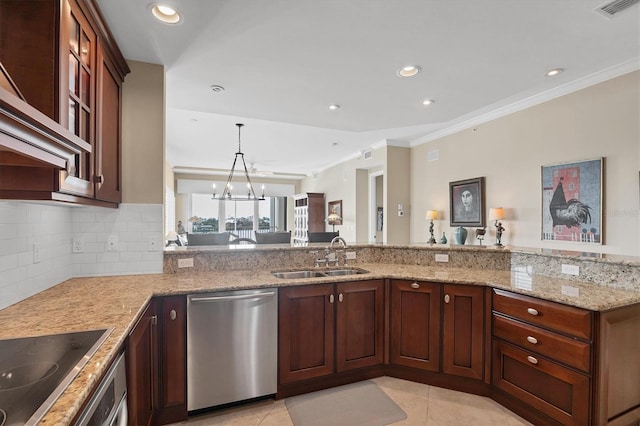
left=187, top=288, right=278, bottom=412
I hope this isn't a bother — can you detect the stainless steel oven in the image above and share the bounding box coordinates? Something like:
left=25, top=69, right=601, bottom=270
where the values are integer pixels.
left=74, top=352, right=127, bottom=426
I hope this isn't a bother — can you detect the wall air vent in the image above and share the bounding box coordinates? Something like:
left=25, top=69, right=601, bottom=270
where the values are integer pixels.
left=595, top=0, right=639, bottom=18
left=363, top=150, right=373, bottom=160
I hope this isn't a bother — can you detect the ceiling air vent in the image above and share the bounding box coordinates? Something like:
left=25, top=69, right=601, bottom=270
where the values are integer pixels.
left=595, top=0, right=639, bottom=17
left=363, top=150, right=373, bottom=160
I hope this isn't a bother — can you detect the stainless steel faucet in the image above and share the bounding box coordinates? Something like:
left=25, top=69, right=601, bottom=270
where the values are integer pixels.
left=329, top=236, right=348, bottom=267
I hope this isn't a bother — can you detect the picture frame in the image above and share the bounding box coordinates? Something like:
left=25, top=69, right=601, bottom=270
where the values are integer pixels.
left=328, top=200, right=343, bottom=225
left=541, top=158, right=603, bottom=244
left=449, top=177, right=485, bottom=227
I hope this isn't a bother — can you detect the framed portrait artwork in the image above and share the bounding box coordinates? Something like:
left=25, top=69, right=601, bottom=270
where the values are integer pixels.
left=541, top=158, right=603, bottom=244
left=449, top=177, right=485, bottom=227
left=328, top=200, right=343, bottom=225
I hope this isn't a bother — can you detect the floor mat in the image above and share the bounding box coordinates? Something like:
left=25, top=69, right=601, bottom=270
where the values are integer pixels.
left=285, top=380, right=407, bottom=426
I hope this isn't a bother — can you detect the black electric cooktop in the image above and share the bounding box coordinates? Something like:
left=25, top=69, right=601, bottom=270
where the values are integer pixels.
left=0, top=329, right=111, bottom=426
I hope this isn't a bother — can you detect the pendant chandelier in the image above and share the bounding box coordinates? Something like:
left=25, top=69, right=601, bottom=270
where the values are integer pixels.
left=212, top=123, right=265, bottom=201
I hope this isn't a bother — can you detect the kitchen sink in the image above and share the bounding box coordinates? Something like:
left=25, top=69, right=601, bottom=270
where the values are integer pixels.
left=272, top=268, right=369, bottom=279
left=323, top=268, right=369, bottom=276
left=272, top=270, right=327, bottom=279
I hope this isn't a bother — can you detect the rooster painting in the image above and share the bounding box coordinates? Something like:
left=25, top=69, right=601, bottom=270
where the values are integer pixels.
left=549, top=177, right=592, bottom=228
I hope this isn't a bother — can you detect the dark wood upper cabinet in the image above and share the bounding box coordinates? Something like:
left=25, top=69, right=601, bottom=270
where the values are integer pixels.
left=0, top=0, right=128, bottom=206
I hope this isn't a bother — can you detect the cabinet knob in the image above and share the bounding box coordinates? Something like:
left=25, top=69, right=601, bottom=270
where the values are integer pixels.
left=526, top=356, right=538, bottom=365
left=330, top=294, right=334, bottom=304
left=411, top=282, right=420, bottom=289
left=339, top=293, right=344, bottom=303
left=94, top=174, right=104, bottom=184
left=527, top=307, right=539, bottom=316
left=169, top=309, right=177, bottom=320
left=444, top=294, right=450, bottom=304
left=151, top=315, right=158, bottom=326
left=526, top=336, right=538, bottom=344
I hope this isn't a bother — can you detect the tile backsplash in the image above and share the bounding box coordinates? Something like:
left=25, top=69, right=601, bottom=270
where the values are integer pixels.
left=0, top=202, right=163, bottom=310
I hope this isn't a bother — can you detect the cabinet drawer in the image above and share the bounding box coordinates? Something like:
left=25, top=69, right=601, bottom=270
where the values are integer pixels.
left=493, top=314, right=591, bottom=373
left=492, top=289, right=592, bottom=340
left=492, top=340, right=590, bottom=425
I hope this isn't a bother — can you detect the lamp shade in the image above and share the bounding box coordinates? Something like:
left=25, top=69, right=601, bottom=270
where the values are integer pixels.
left=166, top=231, right=179, bottom=240
left=489, top=207, right=505, bottom=221
left=426, top=210, right=438, bottom=220
left=327, top=213, right=341, bottom=225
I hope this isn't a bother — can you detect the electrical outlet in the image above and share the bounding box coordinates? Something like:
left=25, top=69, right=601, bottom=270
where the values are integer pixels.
left=107, top=235, right=119, bottom=251
left=72, top=237, right=84, bottom=253
left=435, top=253, right=449, bottom=263
left=33, top=242, right=41, bottom=263
left=148, top=237, right=161, bottom=251
left=346, top=251, right=356, bottom=260
left=178, top=258, right=194, bottom=268
left=561, top=285, right=580, bottom=297
left=561, top=264, right=579, bottom=276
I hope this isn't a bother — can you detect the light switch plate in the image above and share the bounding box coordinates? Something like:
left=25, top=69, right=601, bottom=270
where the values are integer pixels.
left=561, top=264, right=579, bottom=276
left=107, top=235, right=119, bottom=251
left=435, top=254, right=449, bottom=263
left=148, top=237, right=161, bottom=251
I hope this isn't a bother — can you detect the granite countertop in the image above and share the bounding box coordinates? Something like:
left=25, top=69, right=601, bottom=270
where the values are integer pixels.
left=1, top=263, right=639, bottom=424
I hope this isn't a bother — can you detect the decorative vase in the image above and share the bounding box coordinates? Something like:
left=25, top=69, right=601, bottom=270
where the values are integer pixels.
left=440, top=232, right=447, bottom=244
left=454, top=226, right=467, bottom=245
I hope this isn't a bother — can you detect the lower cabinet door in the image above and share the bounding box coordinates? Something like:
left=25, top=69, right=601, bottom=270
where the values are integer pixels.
left=336, top=280, right=384, bottom=372
left=279, top=284, right=335, bottom=383
left=442, top=284, right=484, bottom=380
left=390, top=280, right=441, bottom=371
left=492, top=340, right=590, bottom=425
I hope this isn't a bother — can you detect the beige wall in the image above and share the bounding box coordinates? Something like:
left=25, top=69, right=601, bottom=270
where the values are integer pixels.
left=122, top=60, right=164, bottom=204
left=411, top=70, right=640, bottom=255
left=384, top=146, right=411, bottom=245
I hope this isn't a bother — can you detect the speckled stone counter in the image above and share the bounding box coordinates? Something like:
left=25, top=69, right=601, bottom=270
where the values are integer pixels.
left=1, top=250, right=639, bottom=424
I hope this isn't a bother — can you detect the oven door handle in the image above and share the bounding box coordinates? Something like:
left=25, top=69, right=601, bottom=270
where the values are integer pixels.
left=111, top=393, right=128, bottom=426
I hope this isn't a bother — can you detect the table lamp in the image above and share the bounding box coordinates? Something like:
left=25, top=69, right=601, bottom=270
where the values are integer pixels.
left=327, top=213, right=341, bottom=232
left=489, top=207, right=505, bottom=247
left=426, top=210, right=438, bottom=244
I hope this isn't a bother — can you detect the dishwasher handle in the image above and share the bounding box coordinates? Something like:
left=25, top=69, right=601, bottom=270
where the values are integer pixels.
left=190, top=291, right=276, bottom=303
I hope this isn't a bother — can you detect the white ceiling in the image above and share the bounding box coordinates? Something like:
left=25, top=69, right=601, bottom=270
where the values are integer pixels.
left=96, top=0, right=640, bottom=177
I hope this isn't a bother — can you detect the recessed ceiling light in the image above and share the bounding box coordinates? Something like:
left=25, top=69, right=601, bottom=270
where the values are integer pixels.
left=329, top=104, right=340, bottom=110
left=150, top=3, right=181, bottom=24
left=397, top=65, right=422, bottom=77
left=545, top=68, right=564, bottom=77
left=422, top=99, right=435, bottom=106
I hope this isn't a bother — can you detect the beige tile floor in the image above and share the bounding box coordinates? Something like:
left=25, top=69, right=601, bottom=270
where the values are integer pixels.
left=171, top=376, right=534, bottom=425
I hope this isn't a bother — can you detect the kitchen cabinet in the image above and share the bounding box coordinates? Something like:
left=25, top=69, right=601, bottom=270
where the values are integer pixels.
left=492, top=292, right=639, bottom=426
left=278, top=280, right=384, bottom=386
left=491, top=289, right=593, bottom=425
left=156, top=296, right=188, bottom=424
left=389, top=280, right=441, bottom=371
left=389, top=280, right=485, bottom=380
left=293, top=193, right=325, bottom=244
left=126, top=300, right=158, bottom=426
left=0, top=0, right=128, bottom=206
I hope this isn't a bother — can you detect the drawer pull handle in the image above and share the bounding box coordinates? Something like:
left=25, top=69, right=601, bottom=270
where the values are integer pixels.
left=527, top=307, right=539, bottom=316
left=527, top=356, right=538, bottom=364
left=526, top=336, right=538, bottom=344
left=411, top=282, right=420, bottom=289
